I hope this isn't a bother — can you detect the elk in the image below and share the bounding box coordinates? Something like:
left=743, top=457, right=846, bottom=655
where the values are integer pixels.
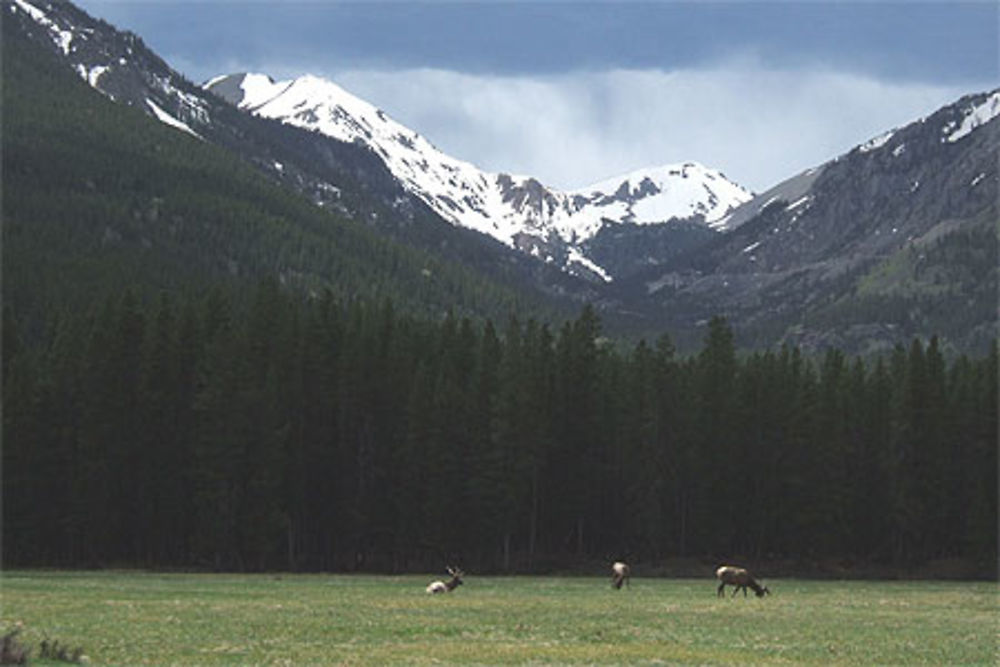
left=426, top=566, right=464, bottom=594
left=611, top=561, right=631, bottom=589
left=716, top=565, right=769, bottom=598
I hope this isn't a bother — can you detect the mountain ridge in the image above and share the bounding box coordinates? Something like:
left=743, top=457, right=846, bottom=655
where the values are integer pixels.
left=7, top=0, right=611, bottom=303
left=2, top=0, right=587, bottom=335
left=205, top=71, right=753, bottom=280
left=7, top=0, right=998, bottom=353
left=615, top=87, right=999, bottom=352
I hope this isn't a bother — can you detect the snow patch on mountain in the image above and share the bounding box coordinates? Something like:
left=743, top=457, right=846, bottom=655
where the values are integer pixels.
left=12, top=0, right=215, bottom=138
left=145, top=99, right=202, bottom=139
left=859, top=129, right=894, bottom=153
left=75, top=62, right=108, bottom=87
left=785, top=195, right=812, bottom=211
left=567, top=247, right=613, bottom=282
left=12, top=0, right=73, bottom=54
left=572, top=163, right=751, bottom=232
left=943, top=91, right=1000, bottom=143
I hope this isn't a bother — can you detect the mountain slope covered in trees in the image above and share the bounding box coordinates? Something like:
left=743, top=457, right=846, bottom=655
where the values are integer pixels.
left=2, top=15, right=573, bottom=342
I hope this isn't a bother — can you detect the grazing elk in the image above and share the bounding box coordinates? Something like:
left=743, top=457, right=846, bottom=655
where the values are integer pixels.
left=716, top=565, right=769, bottom=598
left=426, top=566, right=464, bottom=594
left=611, top=561, right=631, bottom=589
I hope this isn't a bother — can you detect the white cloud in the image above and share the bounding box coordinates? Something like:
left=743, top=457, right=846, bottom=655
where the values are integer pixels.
left=318, top=64, right=976, bottom=192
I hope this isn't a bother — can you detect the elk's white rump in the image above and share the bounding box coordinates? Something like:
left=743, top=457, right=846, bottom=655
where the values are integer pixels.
left=611, top=561, right=631, bottom=589
left=426, top=566, right=464, bottom=594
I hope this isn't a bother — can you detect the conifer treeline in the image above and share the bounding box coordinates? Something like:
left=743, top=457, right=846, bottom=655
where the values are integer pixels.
left=3, top=282, right=996, bottom=572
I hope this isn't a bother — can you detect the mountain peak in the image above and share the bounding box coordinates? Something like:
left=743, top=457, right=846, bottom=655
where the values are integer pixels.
left=574, top=162, right=753, bottom=231
left=201, top=72, right=263, bottom=107
left=204, top=70, right=752, bottom=280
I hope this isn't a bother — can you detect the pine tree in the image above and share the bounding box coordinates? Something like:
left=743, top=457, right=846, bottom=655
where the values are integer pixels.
left=74, top=291, right=145, bottom=563
left=2, top=308, right=42, bottom=564
left=137, top=292, right=179, bottom=565
left=191, top=292, right=247, bottom=569
left=550, top=306, right=603, bottom=555
left=692, top=316, right=739, bottom=554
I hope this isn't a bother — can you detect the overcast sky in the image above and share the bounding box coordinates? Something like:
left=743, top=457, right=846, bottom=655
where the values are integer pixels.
left=75, top=1, right=998, bottom=192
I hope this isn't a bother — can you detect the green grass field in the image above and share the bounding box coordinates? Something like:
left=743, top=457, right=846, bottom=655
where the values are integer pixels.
left=1, top=571, right=996, bottom=665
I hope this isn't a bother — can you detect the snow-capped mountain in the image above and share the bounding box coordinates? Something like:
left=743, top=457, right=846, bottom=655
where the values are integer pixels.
left=4, top=0, right=503, bottom=243
left=7, top=0, right=751, bottom=283
left=205, top=72, right=752, bottom=280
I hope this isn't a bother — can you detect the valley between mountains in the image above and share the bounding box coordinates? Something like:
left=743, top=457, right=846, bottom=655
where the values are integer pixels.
left=3, top=0, right=997, bottom=583
left=6, top=0, right=998, bottom=353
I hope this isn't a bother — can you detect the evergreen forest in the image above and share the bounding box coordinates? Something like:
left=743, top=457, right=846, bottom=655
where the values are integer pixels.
left=4, top=288, right=996, bottom=573
left=2, top=7, right=996, bottom=578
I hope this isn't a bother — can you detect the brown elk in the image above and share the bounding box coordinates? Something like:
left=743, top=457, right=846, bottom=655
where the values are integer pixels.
left=426, top=566, right=464, bottom=594
left=611, top=561, right=631, bottom=589
left=716, top=565, right=769, bottom=598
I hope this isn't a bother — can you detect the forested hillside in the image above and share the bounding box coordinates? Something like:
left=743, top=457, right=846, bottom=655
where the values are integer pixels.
left=1, top=17, right=562, bottom=345
left=4, top=284, right=995, bottom=572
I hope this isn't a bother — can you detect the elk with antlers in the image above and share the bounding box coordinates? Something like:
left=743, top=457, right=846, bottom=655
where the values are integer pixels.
left=715, top=565, right=769, bottom=598
left=426, top=566, right=464, bottom=594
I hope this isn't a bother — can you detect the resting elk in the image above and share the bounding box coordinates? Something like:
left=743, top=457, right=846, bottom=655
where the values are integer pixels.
left=426, top=566, right=464, bottom=594
left=611, top=561, right=631, bottom=589
left=716, top=565, right=769, bottom=598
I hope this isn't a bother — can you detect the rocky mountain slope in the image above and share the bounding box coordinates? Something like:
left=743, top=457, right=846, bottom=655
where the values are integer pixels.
left=5, top=0, right=416, bottom=222
left=205, top=72, right=752, bottom=281
left=618, top=89, right=999, bottom=352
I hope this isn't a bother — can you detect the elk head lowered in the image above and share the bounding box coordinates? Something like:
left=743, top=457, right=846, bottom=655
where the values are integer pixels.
left=715, top=565, right=769, bottom=598
left=426, top=566, right=464, bottom=594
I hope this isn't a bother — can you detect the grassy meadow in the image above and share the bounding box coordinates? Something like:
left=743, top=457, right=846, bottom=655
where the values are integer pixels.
left=1, top=571, right=996, bottom=665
